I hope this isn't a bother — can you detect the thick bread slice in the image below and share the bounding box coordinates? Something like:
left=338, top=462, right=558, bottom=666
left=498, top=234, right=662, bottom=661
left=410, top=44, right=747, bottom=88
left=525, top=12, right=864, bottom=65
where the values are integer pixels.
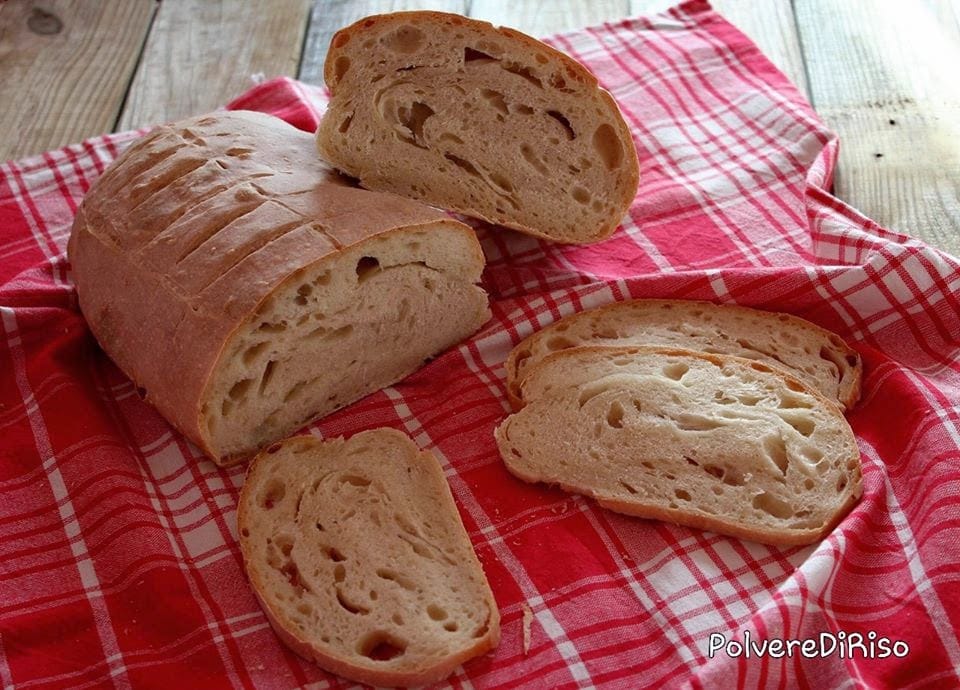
left=239, top=429, right=500, bottom=687
left=317, top=11, right=640, bottom=244
left=506, top=300, right=862, bottom=411
left=496, top=346, right=863, bottom=546
left=69, top=110, right=490, bottom=465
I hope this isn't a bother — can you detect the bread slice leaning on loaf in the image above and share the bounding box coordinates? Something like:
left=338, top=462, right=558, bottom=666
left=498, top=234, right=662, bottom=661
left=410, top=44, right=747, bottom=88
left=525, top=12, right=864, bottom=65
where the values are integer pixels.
left=505, top=299, right=862, bottom=411
left=317, top=11, right=640, bottom=244
left=239, top=429, right=500, bottom=687
left=69, top=110, right=490, bottom=466
left=496, top=346, right=863, bottom=546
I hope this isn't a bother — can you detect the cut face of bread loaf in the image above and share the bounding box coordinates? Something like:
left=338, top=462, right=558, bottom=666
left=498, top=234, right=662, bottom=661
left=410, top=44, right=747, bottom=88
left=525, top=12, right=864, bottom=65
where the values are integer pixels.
left=68, top=110, right=490, bottom=465
left=239, top=429, right=500, bottom=687
left=496, top=346, right=863, bottom=546
left=506, top=300, right=862, bottom=411
left=317, top=11, right=640, bottom=244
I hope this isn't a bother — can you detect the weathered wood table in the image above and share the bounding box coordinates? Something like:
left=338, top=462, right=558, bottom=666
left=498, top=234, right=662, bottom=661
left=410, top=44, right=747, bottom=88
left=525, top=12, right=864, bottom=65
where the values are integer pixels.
left=2, top=0, right=957, bottom=254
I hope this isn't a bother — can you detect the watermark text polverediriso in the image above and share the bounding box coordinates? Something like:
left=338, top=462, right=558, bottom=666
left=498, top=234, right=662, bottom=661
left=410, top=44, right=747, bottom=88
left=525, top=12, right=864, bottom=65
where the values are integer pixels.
left=708, top=631, right=909, bottom=660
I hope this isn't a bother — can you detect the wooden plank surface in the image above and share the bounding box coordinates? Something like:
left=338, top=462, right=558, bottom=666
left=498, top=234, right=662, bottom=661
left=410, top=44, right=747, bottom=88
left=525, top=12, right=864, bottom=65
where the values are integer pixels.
left=299, top=0, right=465, bottom=85
left=629, top=0, right=809, bottom=96
left=795, top=0, right=960, bottom=255
left=117, top=0, right=312, bottom=131
left=0, top=0, right=155, bottom=160
left=469, top=0, right=629, bottom=38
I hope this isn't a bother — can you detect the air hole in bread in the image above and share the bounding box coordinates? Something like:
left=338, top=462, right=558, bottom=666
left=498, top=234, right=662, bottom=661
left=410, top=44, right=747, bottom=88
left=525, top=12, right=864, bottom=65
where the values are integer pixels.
left=339, top=474, right=371, bottom=487
left=675, top=489, right=691, bottom=501
left=279, top=560, right=309, bottom=595
left=338, top=115, right=353, bottom=133
left=549, top=73, right=567, bottom=89
left=515, top=104, right=534, bottom=115
left=225, top=146, right=254, bottom=158
left=359, top=631, right=408, bottom=661
left=444, top=153, right=481, bottom=177
left=593, top=124, right=623, bottom=170
left=276, top=534, right=294, bottom=557
left=619, top=480, right=639, bottom=494
left=376, top=568, right=416, bottom=591
left=260, top=480, right=285, bottom=509
left=221, top=399, right=234, bottom=416
left=313, top=271, right=331, bottom=286
left=784, top=378, right=805, bottom=393
left=571, top=186, right=590, bottom=204
left=804, top=478, right=815, bottom=490
left=502, top=61, right=542, bottom=88
left=684, top=455, right=699, bottom=467
left=381, top=24, right=424, bottom=53
left=606, top=401, right=625, bottom=429
left=481, top=89, right=509, bottom=115
left=489, top=172, right=514, bottom=194
left=738, top=393, right=763, bottom=406
left=259, top=359, right=277, bottom=395
left=752, top=492, right=794, bottom=520
left=673, top=413, right=724, bottom=432
left=445, top=621, right=459, bottom=632
left=463, top=46, right=495, bottom=63
left=333, top=564, right=345, bottom=582
left=836, top=476, right=848, bottom=493
left=779, top=411, right=815, bottom=437
left=427, top=604, right=448, bottom=621
left=762, top=434, right=789, bottom=476
left=336, top=589, right=370, bottom=615
left=334, top=56, right=351, bottom=82
left=817, top=344, right=849, bottom=375
left=546, top=335, right=574, bottom=351
left=662, top=362, right=689, bottom=381
left=779, top=392, right=813, bottom=409
left=258, top=321, right=286, bottom=333
left=355, top=256, right=381, bottom=282
left=546, top=111, right=575, bottom=139
left=332, top=31, right=350, bottom=48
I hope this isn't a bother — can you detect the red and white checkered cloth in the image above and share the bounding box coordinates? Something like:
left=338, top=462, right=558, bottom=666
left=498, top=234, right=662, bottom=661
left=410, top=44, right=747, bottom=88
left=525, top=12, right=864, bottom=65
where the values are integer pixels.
left=2, top=2, right=959, bottom=688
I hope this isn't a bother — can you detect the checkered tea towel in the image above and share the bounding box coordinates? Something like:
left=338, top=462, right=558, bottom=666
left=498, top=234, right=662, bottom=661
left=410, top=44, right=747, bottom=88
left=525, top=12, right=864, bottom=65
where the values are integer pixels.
left=2, top=2, right=958, bottom=688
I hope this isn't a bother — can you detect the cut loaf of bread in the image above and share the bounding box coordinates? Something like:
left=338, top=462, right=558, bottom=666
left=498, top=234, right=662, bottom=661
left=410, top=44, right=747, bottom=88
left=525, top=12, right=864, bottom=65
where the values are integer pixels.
left=239, top=429, right=500, bottom=687
left=69, top=110, right=490, bottom=465
left=496, top=346, right=862, bottom=546
left=317, top=11, right=640, bottom=244
left=506, top=299, right=862, bottom=411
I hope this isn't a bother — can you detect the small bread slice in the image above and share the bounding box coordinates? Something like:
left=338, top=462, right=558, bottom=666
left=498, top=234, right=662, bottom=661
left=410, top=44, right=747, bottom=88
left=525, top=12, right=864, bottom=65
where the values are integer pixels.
left=496, top=346, right=862, bottom=546
left=317, top=11, right=640, bottom=244
left=505, top=300, right=862, bottom=411
left=239, top=429, right=500, bottom=687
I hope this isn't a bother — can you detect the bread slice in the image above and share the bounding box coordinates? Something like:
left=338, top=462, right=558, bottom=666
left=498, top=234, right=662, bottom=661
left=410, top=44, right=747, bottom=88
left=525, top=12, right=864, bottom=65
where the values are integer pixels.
left=505, top=299, right=862, bottom=411
left=69, top=110, right=491, bottom=465
left=496, top=346, right=863, bottom=546
left=317, top=11, right=640, bottom=244
left=239, top=429, right=500, bottom=687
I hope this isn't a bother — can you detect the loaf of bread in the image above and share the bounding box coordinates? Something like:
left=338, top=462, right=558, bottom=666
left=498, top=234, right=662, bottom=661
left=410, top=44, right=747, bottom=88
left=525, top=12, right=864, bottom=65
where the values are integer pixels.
left=239, top=429, right=500, bottom=687
left=317, top=11, right=640, bottom=244
left=69, top=110, right=490, bottom=466
left=505, top=299, right=862, bottom=411
left=496, top=346, right=863, bottom=546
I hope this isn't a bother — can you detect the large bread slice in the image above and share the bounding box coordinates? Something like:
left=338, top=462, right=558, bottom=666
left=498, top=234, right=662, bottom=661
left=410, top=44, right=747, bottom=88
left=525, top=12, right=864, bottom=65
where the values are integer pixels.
left=69, top=110, right=491, bottom=466
left=496, top=346, right=863, bottom=546
left=505, top=299, right=862, bottom=411
left=317, top=11, right=640, bottom=244
left=239, top=429, right=500, bottom=687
